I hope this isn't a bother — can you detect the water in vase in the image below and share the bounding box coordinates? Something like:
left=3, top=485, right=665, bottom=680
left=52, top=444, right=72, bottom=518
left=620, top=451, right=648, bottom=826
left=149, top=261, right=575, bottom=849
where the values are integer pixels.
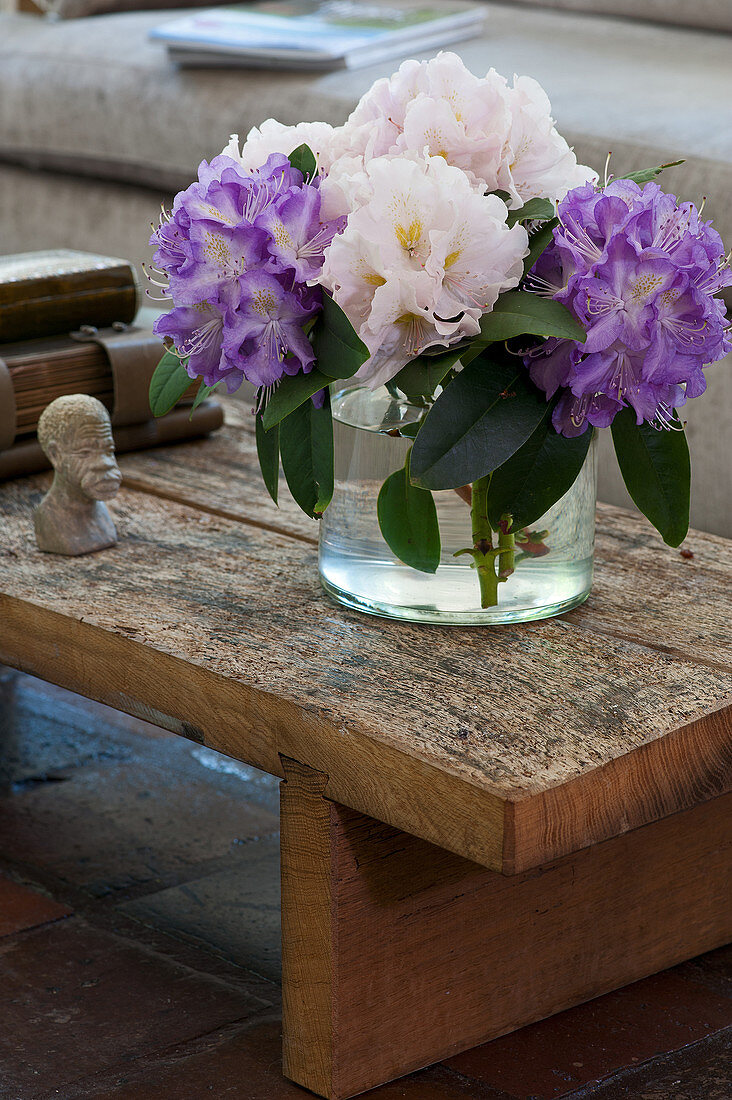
left=319, top=387, right=597, bottom=625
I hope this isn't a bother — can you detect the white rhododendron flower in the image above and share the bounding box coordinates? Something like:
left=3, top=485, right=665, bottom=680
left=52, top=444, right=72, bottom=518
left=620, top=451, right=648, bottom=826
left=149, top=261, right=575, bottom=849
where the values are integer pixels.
left=317, top=154, right=371, bottom=223
left=334, top=53, right=596, bottom=208
left=500, top=76, right=596, bottom=205
left=223, top=120, right=338, bottom=173
left=320, top=155, right=528, bottom=387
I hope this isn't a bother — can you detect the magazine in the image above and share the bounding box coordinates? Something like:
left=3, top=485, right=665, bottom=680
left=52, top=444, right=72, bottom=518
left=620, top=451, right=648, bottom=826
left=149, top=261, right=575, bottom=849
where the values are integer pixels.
left=150, top=0, right=486, bottom=71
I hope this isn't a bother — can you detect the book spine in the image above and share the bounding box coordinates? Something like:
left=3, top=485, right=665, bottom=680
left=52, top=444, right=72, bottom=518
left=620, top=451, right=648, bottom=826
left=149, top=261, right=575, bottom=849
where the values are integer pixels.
left=0, top=285, right=138, bottom=344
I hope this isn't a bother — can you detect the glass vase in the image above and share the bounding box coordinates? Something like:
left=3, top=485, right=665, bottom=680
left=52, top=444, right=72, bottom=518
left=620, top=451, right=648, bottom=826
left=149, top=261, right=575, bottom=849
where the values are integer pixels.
left=319, top=385, right=598, bottom=625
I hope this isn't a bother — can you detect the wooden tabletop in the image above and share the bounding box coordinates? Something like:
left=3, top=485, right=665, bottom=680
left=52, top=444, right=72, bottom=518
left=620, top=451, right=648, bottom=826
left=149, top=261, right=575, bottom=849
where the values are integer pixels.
left=1, top=399, right=730, bottom=874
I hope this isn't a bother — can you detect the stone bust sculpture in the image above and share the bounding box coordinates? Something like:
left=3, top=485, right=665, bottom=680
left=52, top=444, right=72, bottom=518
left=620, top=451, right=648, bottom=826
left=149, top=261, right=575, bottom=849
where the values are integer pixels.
left=34, top=394, right=122, bottom=555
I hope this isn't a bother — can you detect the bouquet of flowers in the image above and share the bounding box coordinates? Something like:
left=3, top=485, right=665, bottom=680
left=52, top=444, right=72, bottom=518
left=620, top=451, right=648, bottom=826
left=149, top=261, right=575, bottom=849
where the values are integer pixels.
left=147, top=53, right=730, bottom=611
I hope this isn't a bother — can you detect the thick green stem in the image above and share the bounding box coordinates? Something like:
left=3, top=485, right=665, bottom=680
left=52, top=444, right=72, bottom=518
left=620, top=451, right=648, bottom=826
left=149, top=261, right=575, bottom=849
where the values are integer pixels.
left=497, top=521, right=516, bottom=580
left=471, top=476, right=499, bottom=608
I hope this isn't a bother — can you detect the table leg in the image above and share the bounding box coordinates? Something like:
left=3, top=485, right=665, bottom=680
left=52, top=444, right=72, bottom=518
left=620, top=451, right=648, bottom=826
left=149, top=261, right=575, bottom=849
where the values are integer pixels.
left=279, top=756, right=731, bottom=1100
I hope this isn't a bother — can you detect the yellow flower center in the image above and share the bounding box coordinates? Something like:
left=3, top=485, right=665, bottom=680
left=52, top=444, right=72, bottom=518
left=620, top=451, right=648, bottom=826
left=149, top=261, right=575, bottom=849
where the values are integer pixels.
left=273, top=220, right=295, bottom=249
left=204, top=231, right=231, bottom=266
left=252, top=290, right=278, bottom=316
left=631, top=273, right=665, bottom=302
left=395, top=219, right=423, bottom=253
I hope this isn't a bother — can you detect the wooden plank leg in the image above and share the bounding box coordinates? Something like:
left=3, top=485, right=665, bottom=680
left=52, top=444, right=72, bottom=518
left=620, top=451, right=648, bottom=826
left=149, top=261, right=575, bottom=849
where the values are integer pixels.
left=280, top=758, right=731, bottom=1100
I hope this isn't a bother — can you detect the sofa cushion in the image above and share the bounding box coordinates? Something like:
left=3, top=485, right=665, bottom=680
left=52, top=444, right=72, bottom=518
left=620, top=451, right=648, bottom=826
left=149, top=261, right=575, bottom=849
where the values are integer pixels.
left=509, top=0, right=732, bottom=34
left=52, top=0, right=218, bottom=20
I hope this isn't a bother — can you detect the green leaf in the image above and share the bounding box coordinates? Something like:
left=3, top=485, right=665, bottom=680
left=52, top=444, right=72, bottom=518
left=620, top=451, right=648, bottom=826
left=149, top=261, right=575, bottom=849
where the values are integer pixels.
left=486, top=411, right=594, bottom=531
left=618, top=160, right=684, bottom=185
left=190, top=380, right=221, bottom=417
left=288, top=143, right=317, bottom=179
left=377, top=451, right=441, bottom=573
left=611, top=407, right=690, bottom=546
left=477, top=290, right=586, bottom=346
left=279, top=390, right=334, bottom=518
left=506, top=198, right=555, bottom=227
left=392, top=346, right=464, bottom=401
left=399, top=421, right=422, bottom=440
left=262, top=369, right=331, bottom=430
left=255, top=414, right=280, bottom=506
left=409, top=353, right=550, bottom=490
left=311, top=293, right=370, bottom=380
left=149, top=350, right=193, bottom=417
left=523, top=218, right=558, bottom=277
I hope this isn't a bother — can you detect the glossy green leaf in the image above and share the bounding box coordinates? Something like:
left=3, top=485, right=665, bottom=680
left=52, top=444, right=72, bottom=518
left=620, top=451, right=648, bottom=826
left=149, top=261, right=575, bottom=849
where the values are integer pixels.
left=392, top=346, right=464, bottom=400
left=506, top=198, right=555, bottom=227
left=255, top=414, right=280, bottom=506
left=477, top=290, right=586, bottom=346
left=611, top=407, right=690, bottom=546
left=190, top=380, right=221, bottom=418
left=409, top=353, right=550, bottom=490
left=486, top=411, right=594, bottom=531
left=279, top=390, right=334, bottom=518
left=523, top=218, right=558, bottom=277
left=262, top=369, right=331, bottom=430
left=311, top=293, right=370, bottom=379
left=399, top=421, right=422, bottom=440
left=377, top=451, right=441, bottom=573
left=149, top=350, right=193, bottom=417
left=618, top=160, right=684, bottom=186
left=288, top=143, right=317, bottom=179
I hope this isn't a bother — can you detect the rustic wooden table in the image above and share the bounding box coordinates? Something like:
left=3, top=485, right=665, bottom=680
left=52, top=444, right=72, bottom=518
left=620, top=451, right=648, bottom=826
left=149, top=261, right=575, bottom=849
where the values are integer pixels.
left=1, top=399, right=730, bottom=1100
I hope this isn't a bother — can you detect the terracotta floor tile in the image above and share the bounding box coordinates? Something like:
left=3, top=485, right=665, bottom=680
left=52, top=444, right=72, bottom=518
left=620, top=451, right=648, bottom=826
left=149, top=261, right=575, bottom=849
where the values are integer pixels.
left=676, top=944, right=732, bottom=1000
left=444, top=970, right=732, bottom=1100
left=77, top=1021, right=509, bottom=1100
left=0, top=916, right=272, bottom=1098
left=0, top=874, right=72, bottom=937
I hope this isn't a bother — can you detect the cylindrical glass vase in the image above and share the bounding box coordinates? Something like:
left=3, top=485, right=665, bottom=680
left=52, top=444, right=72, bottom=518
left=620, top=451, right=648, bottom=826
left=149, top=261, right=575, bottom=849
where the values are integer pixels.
left=319, top=386, right=598, bottom=625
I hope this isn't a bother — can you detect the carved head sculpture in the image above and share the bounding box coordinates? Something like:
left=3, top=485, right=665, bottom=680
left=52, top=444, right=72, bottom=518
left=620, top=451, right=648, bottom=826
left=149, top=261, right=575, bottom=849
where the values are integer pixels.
left=37, top=395, right=122, bottom=502
left=34, top=395, right=122, bottom=555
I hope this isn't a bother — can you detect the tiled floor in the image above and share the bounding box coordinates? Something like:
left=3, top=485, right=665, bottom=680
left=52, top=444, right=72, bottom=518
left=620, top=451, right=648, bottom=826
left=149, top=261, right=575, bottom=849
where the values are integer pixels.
left=0, top=667, right=730, bottom=1100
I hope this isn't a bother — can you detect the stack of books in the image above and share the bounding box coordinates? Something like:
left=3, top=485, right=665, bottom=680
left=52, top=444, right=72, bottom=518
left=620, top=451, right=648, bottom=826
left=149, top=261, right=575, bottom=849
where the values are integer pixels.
left=0, top=250, right=224, bottom=479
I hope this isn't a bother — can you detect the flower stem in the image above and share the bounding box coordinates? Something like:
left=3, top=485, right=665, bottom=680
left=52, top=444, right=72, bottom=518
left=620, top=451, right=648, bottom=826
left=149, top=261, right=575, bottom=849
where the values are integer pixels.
left=497, top=520, right=516, bottom=579
left=471, top=475, right=499, bottom=608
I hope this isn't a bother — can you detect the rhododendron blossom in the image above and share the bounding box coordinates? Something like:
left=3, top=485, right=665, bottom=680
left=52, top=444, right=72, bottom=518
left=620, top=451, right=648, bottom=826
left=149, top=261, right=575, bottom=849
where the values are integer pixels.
left=525, top=178, right=732, bottom=434
left=332, top=53, right=596, bottom=208
left=148, top=152, right=338, bottom=392
left=320, top=154, right=528, bottom=386
left=224, top=120, right=339, bottom=174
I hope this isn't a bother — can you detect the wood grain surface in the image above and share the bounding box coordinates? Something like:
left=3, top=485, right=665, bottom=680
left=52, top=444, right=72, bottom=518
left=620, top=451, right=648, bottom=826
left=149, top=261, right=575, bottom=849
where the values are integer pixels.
left=1, top=399, right=730, bottom=871
left=280, top=764, right=732, bottom=1100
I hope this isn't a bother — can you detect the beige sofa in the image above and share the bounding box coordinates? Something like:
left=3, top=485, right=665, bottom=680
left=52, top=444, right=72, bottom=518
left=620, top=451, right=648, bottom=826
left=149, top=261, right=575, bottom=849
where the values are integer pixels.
left=1, top=2, right=730, bottom=534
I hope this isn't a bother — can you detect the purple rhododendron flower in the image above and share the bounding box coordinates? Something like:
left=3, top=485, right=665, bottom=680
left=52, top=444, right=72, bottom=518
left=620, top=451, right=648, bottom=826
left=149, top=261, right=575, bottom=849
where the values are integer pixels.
left=525, top=178, right=732, bottom=435
left=154, top=288, right=244, bottom=394
left=149, top=152, right=338, bottom=393
left=223, top=271, right=316, bottom=388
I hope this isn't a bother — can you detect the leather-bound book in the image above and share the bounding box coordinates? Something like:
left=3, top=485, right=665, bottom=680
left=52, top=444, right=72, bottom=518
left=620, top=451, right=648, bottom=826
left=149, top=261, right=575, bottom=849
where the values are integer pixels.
left=0, top=250, right=138, bottom=343
left=0, top=322, right=196, bottom=439
left=0, top=313, right=224, bottom=479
